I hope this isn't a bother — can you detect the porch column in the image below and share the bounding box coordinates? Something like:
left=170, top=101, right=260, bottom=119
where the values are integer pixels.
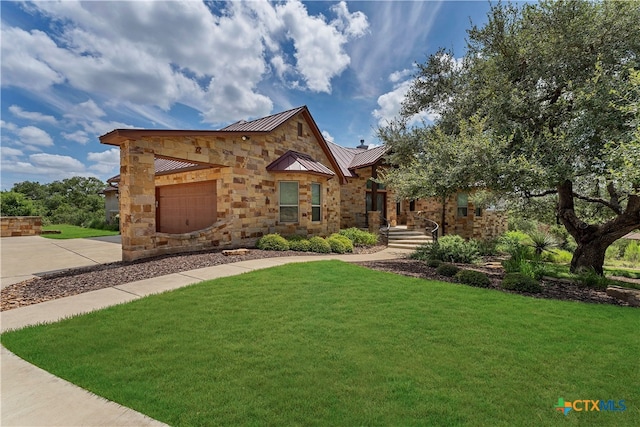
left=119, top=140, right=156, bottom=261
left=368, top=210, right=381, bottom=234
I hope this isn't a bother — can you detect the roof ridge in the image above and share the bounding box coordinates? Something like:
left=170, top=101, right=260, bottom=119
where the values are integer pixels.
left=219, top=106, right=306, bottom=131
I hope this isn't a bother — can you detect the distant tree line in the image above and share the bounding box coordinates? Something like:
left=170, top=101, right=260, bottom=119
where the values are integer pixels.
left=0, top=177, right=114, bottom=229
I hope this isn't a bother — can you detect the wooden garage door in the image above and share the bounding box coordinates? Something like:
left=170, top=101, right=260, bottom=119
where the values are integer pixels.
left=156, top=181, right=216, bottom=234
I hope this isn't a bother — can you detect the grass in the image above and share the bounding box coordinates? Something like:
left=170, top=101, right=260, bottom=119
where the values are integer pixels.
left=41, top=224, right=119, bottom=239
left=2, top=261, right=638, bottom=426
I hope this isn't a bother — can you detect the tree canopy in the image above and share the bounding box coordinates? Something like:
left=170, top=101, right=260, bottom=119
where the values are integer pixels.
left=379, top=0, right=640, bottom=273
left=1, top=177, right=109, bottom=228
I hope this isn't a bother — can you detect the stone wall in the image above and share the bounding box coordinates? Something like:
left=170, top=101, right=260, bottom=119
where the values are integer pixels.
left=400, top=193, right=507, bottom=240
left=340, top=166, right=397, bottom=229
left=117, top=111, right=342, bottom=261
left=1, top=216, right=42, bottom=237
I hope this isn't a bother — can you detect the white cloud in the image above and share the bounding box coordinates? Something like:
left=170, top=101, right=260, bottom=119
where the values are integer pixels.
left=389, top=69, right=414, bottom=84
left=322, top=130, right=335, bottom=142
left=17, top=126, right=54, bottom=147
left=373, top=73, right=439, bottom=127
left=29, top=153, right=86, bottom=172
left=1, top=146, right=23, bottom=159
left=275, top=1, right=368, bottom=93
left=87, top=148, right=119, bottom=175
left=8, top=105, right=58, bottom=125
left=62, top=130, right=90, bottom=144
left=1, top=120, right=18, bottom=132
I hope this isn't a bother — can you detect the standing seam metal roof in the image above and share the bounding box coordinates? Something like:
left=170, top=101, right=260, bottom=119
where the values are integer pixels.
left=220, top=106, right=306, bottom=132
left=266, top=150, right=335, bottom=176
left=326, top=141, right=387, bottom=177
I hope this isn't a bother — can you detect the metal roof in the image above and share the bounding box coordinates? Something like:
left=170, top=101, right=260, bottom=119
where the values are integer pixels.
left=266, top=150, right=335, bottom=177
left=107, top=158, right=208, bottom=184
left=220, top=106, right=306, bottom=132
left=326, top=141, right=387, bottom=177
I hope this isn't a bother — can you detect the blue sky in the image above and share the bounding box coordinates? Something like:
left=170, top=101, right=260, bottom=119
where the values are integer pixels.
left=1, top=1, right=493, bottom=190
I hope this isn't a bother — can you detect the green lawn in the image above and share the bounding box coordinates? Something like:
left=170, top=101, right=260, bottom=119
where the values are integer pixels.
left=41, top=224, right=119, bottom=239
left=2, top=261, right=638, bottom=426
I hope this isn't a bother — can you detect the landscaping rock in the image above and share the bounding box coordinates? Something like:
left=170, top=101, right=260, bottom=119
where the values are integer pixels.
left=222, top=249, right=250, bottom=256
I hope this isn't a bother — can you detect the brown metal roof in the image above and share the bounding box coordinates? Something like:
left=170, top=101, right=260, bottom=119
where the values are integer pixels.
left=220, top=106, right=306, bottom=132
left=266, top=150, right=335, bottom=177
left=107, top=158, right=209, bottom=184
left=326, top=141, right=387, bottom=177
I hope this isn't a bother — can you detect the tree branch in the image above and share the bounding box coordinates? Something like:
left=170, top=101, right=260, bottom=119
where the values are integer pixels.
left=524, top=189, right=557, bottom=198
left=572, top=192, right=623, bottom=215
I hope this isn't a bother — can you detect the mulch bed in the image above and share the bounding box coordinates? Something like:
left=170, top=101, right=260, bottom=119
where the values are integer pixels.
left=354, top=258, right=631, bottom=307
left=0, top=246, right=385, bottom=311
left=2, top=248, right=633, bottom=311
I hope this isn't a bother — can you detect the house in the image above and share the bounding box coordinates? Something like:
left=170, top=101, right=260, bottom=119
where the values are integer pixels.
left=100, top=106, right=506, bottom=261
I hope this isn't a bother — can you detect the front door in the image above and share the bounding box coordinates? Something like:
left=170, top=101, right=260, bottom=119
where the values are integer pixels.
left=366, top=191, right=387, bottom=221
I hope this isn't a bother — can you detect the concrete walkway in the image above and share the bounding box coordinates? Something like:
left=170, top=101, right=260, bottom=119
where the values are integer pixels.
left=1, top=245, right=411, bottom=426
left=1, top=235, right=122, bottom=288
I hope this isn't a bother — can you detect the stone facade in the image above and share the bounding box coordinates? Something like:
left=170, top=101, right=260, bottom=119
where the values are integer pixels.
left=1, top=216, right=42, bottom=237
left=107, top=111, right=341, bottom=261
left=398, top=192, right=506, bottom=241
left=340, top=166, right=397, bottom=229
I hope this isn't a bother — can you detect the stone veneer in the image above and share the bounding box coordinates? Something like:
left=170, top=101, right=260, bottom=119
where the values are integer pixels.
left=340, top=166, right=397, bottom=229
left=117, top=112, right=341, bottom=261
left=400, top=192, right=506, bottom=241
left=1, top=216, right=42, bottom=237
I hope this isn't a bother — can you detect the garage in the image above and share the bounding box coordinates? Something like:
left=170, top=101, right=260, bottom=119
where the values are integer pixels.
left=156, top=181, right=217, bottom=234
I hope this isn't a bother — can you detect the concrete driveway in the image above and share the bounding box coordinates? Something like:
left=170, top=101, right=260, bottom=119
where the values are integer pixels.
left=0, top=235, right=122, bottom=288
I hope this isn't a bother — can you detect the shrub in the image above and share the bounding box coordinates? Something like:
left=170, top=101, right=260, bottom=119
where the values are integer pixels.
left=623, top=241, right=640, bottom=264
left=549, top=225, right=577, bottom=252
left=257, top=234, right=290, bottom=251
left=573, top=268, right=614, bottom=290
left=436, top=263, right=460, bottom=277
left=410, top=242, right=438, bottom=261
left=605, top=239, right=631, bottom=261
left=308, top=236, right=331, bottom=253
left=527, top=230, right=559, bottom=256
left=338, top=228, right=379, bottom=246
left=496, top=231, right=533, bottom=255
left=426, top=235, right=480, bottom=264
left=542, top=249, right=573, bottom=264
left=426, top=259, right=442, bottom=268
left=328, top=234, right=354, bottom=254
left=501, top=273, right=543, bottom=293
left=288, top=238, right=311, bottom=252
left=455, top=270, right=491, bottom=288
left=477, top=238, right=499, bottom=256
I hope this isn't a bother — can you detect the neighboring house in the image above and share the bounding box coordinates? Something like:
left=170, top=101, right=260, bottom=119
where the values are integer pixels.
left=101, top=106, right=506, bottom=261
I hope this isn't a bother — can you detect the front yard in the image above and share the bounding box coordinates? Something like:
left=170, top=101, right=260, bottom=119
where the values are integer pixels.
left=2, top=261, right=638, bottom=426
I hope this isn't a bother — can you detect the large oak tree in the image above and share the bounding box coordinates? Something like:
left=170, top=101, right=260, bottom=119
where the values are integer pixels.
left=380, top=0, right=640, bottom=274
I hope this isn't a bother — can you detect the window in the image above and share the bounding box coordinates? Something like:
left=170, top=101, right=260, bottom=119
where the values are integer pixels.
left=279, top=181, right=299, bottom=222
left=297, top=122, right=303, bottom=137
left=475, top=207, right=482, bottom=217
left=311, top=183, right=321, bottom=222
left=457, top=193, right=468, bottom=217
left=409, top=200, right=416, bottom=212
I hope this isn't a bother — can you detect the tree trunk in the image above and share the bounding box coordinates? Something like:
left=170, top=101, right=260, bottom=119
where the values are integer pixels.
left=557, top=180, right=640, bottom=275
left=571, top=240, right=608, bottom=275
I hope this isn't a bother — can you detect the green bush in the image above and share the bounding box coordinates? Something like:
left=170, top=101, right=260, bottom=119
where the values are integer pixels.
left=477, top=238, right=499, bottom=256
left=257, top=234, right=290, bottom=251
left=288, top=238, right=311, bottom=252
left=572, top=268, right=614, bottom=290
left=501, top=273, right=543, bottom=293
left=338, top=228, right=379, bottom=246
left=436, top=263, right=460, bottom=277
left=542, top=249, right=573, bottom=264
left=423, top=235, right=480, bottom=264
left=309, top=236, right=331, bottom=253
left=549, top=225, right=577, bottom=252
left=623, top=241, right=640, bottom=264
left=410, top=243, right=437, bottom=261
left=527, top=230, right=559, bottom=256
left=455, top=269, right=491, bottom=288
left=496, top=231, right=533, bottom=255
left=426, top=259, right=443, bottom=268
left=327, top=234, right=354, bottom=254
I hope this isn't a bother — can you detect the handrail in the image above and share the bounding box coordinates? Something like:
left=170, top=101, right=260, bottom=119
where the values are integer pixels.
left=424, top=218, right=439, bottom=242
left=415, top=211, right=439, bottom=242
left=380, top=215, right=391, bottom=246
